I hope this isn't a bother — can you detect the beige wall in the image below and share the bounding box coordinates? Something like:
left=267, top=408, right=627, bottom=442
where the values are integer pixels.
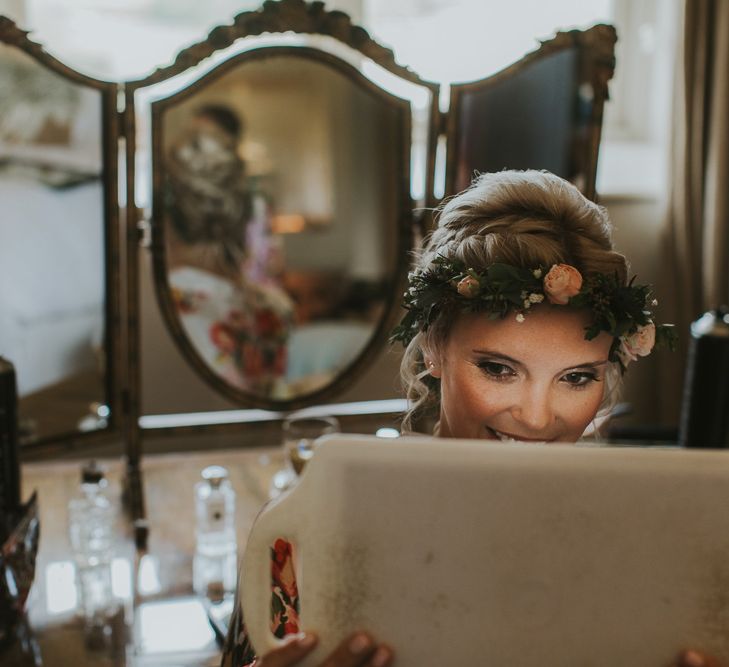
left=602, top=195, right=674, bottom=427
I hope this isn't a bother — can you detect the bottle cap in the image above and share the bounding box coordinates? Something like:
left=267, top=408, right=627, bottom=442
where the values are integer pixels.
left=201, top=465, right=229, bottom=488
left=691, top=308, right=729, bottom=338
left=81, top=461, right=105, bottom=484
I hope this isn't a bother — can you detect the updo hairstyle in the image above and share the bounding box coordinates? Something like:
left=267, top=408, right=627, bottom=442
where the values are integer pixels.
left=165, top=105, right=251, bottom=276
left=400, top=170, right=628, bottom=434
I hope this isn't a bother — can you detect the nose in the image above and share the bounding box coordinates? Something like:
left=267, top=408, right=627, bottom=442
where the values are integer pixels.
left=510, top=383, right=554, bottom=435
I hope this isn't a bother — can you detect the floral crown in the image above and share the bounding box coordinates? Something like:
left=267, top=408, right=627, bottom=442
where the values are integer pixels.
left=391, top=257, right=676, bottom=371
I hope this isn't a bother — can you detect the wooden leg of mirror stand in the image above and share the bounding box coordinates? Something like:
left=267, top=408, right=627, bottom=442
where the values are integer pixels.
left=122, top=461, right=149, bottom=551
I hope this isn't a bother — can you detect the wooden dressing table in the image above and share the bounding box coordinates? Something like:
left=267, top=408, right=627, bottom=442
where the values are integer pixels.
left=13, top=446, right=284, bottom=666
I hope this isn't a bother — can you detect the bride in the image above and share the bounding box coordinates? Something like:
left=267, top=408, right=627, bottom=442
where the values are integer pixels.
left=222, top=170, right=700, bottom=667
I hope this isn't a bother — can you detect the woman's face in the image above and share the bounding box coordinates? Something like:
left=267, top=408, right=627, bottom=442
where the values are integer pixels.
left=431, top=306, right=613, bottom=442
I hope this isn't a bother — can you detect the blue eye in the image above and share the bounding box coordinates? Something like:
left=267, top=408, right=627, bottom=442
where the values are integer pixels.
left=562, top=371, right=599, bottom=387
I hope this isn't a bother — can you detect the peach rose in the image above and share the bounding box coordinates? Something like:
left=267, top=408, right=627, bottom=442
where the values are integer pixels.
left=619, top=323, right=656, bottom=363
left=543, top=264, right=583, bottom=305
left=456, top=275, right=480, bottom=298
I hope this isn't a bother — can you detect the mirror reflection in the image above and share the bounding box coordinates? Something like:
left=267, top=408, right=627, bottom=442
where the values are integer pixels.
left=156, top=53, right=402, bottom=402
left=0, top=43, right=107, bottom=443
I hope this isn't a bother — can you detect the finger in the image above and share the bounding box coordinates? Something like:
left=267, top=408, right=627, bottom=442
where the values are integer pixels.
left=676, top=649, right=723, bottom=667
left=257, top=632, right=318, bottom=667
left=364, top=644, right=394, bottom=667
left=320, top=632, right=378, bottom=667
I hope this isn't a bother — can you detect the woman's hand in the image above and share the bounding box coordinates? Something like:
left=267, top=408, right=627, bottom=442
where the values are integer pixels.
left=255, top=639, right=720, bottom=667
left=255, top=631, right=393, bottom=667
left=676, top=649, right=723, bottom=667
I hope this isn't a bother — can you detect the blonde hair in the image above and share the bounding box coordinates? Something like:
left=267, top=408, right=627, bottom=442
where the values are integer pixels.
left=400, top=170, right=628, bottom=434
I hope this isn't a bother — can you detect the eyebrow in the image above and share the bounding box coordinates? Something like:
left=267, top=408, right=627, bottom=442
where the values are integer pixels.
left=472, top=349, right=610, bottom=373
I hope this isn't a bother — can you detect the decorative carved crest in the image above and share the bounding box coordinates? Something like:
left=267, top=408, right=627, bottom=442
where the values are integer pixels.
left=135, top=0, right=430, bottom=88
left=572, top=23, right=618, bottom=101
left=471, top=23, right=616, bottom=100
left=0, top=15, right=115, bottom=86
left=0, top=16, right=49, bottom=58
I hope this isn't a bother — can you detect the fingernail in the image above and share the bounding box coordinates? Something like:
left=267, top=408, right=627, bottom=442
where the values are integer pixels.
left=298, top=632, right=317, bottom=649
left=349, top=633, right=372, bottom=654
left=371, top=646, right=392, bottom=667
left=682, top=650, right=705, bottom=667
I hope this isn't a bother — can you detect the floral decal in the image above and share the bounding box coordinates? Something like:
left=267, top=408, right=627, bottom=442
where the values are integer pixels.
left=270, top=538, right=300, bottom=638
left=220, top=538, right=300, bottom=667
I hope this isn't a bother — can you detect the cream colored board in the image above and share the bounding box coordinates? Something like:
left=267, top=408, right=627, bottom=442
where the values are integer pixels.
left=242, top=435, right=729, bottom=665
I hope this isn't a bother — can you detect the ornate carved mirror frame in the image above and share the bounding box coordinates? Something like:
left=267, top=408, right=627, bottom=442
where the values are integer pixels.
left=120, top=0, right=439, bottom=527
left=147, top=46, right=417, bottom=410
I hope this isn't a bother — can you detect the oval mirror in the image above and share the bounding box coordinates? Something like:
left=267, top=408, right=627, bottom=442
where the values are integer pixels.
left=147, top=44, right=419, bottom=408
left=0, top=22, right=119, bottom=449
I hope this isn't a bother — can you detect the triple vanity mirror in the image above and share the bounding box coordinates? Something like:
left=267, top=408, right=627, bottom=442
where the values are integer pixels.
left=0, top=0, right=615, bottom=521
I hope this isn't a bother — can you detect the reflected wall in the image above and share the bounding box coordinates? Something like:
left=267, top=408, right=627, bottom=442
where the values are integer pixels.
left=0, top=42, right=110, bottom=443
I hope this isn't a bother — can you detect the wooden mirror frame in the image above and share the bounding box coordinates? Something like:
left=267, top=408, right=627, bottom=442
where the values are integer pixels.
left=147, top=45, right=417, bottom=411
left=122, top=0, right=440, bottom=442
left=0, top=17, right=122, bottom=459
left=444, top=23, right=617, bottom=202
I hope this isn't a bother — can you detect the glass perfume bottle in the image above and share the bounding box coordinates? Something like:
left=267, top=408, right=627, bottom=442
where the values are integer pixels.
left=67, top=462, right=118, bottom=645
left=193, top=466, right=237, bottom=600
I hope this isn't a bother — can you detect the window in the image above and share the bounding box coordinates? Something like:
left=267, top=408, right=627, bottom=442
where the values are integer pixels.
left=360, top=0, right=678, bottom=198
left=363, top=0, right=612, bottom=84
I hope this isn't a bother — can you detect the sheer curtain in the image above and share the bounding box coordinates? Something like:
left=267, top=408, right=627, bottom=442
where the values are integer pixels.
left=661, top=0, right=729, bottom=422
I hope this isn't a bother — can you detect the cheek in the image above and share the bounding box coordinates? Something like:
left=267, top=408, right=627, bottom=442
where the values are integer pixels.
left=444, top=370, right=509, bottom=421
left=565, top=387, right=605, bottom=432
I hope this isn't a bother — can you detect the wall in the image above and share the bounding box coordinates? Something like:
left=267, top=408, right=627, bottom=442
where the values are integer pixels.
left=598, top=195, right=673, bottom=428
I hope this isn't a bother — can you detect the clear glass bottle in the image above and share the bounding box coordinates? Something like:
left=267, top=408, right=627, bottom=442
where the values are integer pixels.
left=193, top=465, right=237, bottom=600
left=67, top=461, right=116, bottom=640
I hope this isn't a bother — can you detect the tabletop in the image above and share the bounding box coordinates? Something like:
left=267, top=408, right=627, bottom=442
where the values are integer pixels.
left=5, top=445, right=286, bottom=667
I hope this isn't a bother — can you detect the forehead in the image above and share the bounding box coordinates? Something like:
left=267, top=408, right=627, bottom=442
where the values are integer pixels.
left=443, top=306, right=612, bottom=364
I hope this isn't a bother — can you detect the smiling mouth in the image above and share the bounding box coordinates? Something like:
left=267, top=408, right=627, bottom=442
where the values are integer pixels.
left=486, top=427, right=551, bottom=443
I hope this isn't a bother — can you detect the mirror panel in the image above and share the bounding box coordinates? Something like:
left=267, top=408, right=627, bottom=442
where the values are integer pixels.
left=445, top=25, right=616, bottom=201
left=0, top=29, right=116, bottom=447
left=138, top=43, right=420, bottom=410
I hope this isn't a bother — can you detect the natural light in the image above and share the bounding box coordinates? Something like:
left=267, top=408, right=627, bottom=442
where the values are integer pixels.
left=2, top=0, right=675, bottom=196
left=14, top=0, right=613, bottom=81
